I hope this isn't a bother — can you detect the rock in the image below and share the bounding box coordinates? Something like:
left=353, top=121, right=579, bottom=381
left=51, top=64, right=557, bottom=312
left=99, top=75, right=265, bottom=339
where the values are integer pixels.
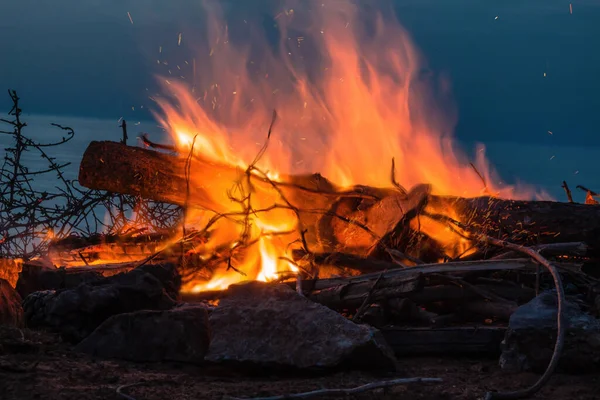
left=76, top=304, right=210, bottom=362
left=206, top=281, right=398, bottom=371
left=22, top=264, right=179, bottom=342
left=137, top=263, right=181, bottom=301
left=500, top=291, right=600, bottom=373
left=0, top=279, right=23, bottom=327
left=16, top=262, right=103, bottom=299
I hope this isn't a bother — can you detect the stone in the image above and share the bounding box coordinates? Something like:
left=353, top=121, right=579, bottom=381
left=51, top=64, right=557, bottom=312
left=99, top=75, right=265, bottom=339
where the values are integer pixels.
left=76, top=304, right=210, bottom=363
left=206, top=281, right=398, bottom=371
left=16, top=262, right=103, bottom=299
left=22, top=264, right=179, bottom=342
left=500, top=291, right=600, bottom=373
left=0, top=279, right=23, bottom=327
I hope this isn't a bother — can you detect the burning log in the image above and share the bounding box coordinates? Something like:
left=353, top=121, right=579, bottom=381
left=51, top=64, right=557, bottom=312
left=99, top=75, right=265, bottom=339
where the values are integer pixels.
left=78, top=141, right=425, bottom=253
left=79, top=141, right=600, bottom=258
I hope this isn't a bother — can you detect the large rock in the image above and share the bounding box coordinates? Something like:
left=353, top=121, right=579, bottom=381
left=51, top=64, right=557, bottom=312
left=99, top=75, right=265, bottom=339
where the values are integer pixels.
left=76, top=304, right=210, bottom=362
left=206, top=281, right=398, bottom=371
left=0, top=279, right=23, bottom=327
left=22, top=264, right=179, bottom=342
left=500, top=291, right=600, bottom=373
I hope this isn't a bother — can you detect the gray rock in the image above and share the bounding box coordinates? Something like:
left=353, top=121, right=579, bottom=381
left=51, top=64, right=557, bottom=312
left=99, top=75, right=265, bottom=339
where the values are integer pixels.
left=500, top=291, right=600, bottom=373
left=0, top=279, right=23, bottom=327
left=76, top=304, right=210, bottom=363
left=206, top=281, right=398, bottom=371
left=22, top=264, right=178, bottom=342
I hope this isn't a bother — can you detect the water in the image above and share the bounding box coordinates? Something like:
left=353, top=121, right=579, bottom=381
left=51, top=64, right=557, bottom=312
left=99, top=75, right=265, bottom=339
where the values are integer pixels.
left=1, top=113, right=596, bottom=202
left=1, top=0, right=599, bottom=201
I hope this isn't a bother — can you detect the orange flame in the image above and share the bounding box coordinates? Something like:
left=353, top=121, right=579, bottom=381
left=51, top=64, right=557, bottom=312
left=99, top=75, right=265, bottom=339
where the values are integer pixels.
left=151, top=1, right=544, bottom=291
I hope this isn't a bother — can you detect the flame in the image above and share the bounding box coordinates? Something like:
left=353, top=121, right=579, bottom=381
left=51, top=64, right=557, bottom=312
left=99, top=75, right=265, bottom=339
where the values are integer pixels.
left=145, top=1, right=544, bottom=291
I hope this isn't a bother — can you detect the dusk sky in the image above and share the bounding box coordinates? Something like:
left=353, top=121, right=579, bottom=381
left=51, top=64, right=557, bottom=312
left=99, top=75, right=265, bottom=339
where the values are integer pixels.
left=1, top=1, right=599, bottom=145
left=1, top=0, right=599, bottom=197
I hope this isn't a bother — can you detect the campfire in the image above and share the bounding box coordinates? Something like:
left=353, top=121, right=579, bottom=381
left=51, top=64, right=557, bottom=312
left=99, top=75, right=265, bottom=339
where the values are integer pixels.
left=2, top=2, right=600, bottom=400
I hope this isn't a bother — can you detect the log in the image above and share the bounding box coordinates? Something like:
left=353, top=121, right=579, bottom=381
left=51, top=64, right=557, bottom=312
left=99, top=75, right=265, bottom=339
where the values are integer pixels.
left=78, top=141, right=425, bottom=253
left=79, top=141, right=600, bottom=255
left=303, top=258, right=537, bottom=291
left=425, top=196, right=600, bottom=255
left=307, top=273, right=422, bottom=310
left=180, top=259, right=537, bottom=303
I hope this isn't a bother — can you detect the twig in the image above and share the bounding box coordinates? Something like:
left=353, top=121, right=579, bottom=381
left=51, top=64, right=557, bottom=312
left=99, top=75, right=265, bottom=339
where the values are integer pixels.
left=77, top=252, right=89, bottom=266
left=116, top=382, right=145, bottom=400
left=139, top=133, right=177, bottom=151
left=182, top=135, right=198, bottom=262
left=561, top=181, right=573, bottom=203
left=481, top=236, right=565, bottom=400
left=489, top=242, right=588, bottom=260
left=223, top=377, right=443, bottom=400
left=576, top=185, right=598, bottom=196
left=390, top=158, right=407, bottom=195
left=120, top=119, right=128, bottom=144
left=353, top=270, right=385, bottom=322
left=470, top=162, right=489, bottom=195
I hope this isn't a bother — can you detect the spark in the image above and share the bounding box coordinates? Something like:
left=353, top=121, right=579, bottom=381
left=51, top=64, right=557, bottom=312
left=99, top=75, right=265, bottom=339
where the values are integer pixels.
left=127, top=12, right=134, bottom=24
left=548, top=131, right=553, bottom=135
left=570, top=3, right=573, bottom=14
left=495, top=16, right=499, bottom=20
left=550, top=155, right=555, bottom=160
left=159, top=46, right=162, bottom=53
left=178, top=32, right=183, bottom=46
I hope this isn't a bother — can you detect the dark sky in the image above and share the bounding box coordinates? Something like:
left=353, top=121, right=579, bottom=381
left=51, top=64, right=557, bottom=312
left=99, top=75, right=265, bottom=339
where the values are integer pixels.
left=1, top=0, right=599, bottom=148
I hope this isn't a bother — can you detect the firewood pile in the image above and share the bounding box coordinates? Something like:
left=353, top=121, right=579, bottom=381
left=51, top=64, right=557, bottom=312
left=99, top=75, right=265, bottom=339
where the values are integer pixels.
left=3, top=133, right=600, bottom=399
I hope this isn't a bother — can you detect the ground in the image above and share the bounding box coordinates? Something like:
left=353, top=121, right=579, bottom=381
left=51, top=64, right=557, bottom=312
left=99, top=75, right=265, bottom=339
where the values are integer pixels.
left=0, top=327, right=599, bottom=400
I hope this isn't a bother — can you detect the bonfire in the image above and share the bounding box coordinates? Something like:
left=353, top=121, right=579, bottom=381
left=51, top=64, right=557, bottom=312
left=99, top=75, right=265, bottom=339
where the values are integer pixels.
left=1, top=2, right=599, bottom=400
